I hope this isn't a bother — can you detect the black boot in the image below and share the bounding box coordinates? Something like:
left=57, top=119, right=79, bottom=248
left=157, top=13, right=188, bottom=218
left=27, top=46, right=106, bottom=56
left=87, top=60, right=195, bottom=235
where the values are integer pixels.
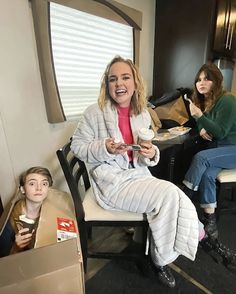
left=200, top=235, right=223, bottom=263
left=182, top=185, right=196, bottom=200
left=200, top=236, right=236, bottom=271
left=214, top=239, right=236, bottom=271
left=202, top=212, right=218, bottom=240
left=157, top=265, right=176, bottom=288
left=138, top=257, right=176, bottom=288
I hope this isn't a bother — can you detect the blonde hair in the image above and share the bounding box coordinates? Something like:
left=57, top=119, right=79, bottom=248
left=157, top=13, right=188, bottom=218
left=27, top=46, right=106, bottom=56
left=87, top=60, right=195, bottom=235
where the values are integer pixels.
left=98, top=56, right=147, bottom=115
left=192, top=63, right=226, bottom=112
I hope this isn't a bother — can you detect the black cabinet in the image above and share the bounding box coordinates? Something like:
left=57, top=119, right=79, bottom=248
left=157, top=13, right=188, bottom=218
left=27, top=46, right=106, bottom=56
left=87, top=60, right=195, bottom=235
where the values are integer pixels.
left=213, top=0, right=236, bottom=58
left=153, top=0, right=217, bottom=98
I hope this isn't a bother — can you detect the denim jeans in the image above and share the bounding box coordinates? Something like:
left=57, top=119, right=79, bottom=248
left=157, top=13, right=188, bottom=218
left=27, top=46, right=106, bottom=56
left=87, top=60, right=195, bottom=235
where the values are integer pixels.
left=183, top=145, right=236, bottom=208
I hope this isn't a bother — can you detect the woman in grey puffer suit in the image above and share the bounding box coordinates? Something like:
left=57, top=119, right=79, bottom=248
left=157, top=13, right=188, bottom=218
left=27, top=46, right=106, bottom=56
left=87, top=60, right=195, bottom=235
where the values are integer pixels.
left=71, top=56, right=200, bottom=288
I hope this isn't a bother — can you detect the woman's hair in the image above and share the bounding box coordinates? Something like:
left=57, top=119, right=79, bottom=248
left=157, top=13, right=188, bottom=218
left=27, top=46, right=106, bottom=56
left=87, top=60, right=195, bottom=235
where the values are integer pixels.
left=98, top=56, right=147, bottom=115
left=19, top=166, right=53, bottom=187
left=191, top=63, right=225, bottom=112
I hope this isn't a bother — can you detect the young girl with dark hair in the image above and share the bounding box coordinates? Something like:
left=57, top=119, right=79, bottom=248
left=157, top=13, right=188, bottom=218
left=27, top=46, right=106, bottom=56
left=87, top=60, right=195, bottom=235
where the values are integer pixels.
left=183, top=63, right=236, bottom=266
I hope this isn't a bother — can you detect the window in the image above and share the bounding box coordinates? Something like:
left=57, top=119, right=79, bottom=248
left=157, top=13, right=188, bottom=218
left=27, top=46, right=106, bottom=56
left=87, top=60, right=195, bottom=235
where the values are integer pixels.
left=31, top=0, right=142, bottom=123
left=50, top=3, right=133, bottom=119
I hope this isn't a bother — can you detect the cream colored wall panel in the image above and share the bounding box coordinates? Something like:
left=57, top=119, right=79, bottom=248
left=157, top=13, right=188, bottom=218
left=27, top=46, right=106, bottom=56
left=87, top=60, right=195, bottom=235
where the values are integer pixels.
left=0, top=114, right=16, bottom=207
left=116, top=0, right=156, bottom=97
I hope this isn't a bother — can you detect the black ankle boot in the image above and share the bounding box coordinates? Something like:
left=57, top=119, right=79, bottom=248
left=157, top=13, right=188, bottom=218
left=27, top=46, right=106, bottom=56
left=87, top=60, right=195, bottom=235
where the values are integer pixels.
left=157, top=265, right=176, bottom=288
left=200, top=236, right=236, bottom=271
left=139, top=257, right=176, bottom=288
left=214, top=239, right=236, bottom=271
left=200, top=236, right=223, bottom=263
left=182, top=185, right=196, bottom=200
left=202, top=212, right=218, bottom=240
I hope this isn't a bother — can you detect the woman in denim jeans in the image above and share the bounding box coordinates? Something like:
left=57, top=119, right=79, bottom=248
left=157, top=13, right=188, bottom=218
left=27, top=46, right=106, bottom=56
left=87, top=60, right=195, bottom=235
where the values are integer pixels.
left=183, top=63, right=236, bottom=265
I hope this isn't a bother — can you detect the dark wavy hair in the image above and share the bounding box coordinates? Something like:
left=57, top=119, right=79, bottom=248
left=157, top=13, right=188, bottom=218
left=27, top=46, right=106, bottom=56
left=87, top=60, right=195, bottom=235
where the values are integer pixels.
left=191, top=63, right=225, bottom=112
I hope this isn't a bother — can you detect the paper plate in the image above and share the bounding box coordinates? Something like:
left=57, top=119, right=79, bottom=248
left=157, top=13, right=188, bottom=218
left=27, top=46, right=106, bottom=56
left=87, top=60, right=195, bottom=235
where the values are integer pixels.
left=168, top=126, right=191, bottom=135
left=153, top=132, right=178, bottom=141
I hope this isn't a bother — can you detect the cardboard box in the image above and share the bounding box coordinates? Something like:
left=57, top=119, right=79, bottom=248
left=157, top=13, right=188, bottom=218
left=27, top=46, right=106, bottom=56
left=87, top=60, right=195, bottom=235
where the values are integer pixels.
left=34, top=188, right=81, bottom=250
left=0, top=238, right=84, bottom=294
left=0, top=188, right=85, bottom=294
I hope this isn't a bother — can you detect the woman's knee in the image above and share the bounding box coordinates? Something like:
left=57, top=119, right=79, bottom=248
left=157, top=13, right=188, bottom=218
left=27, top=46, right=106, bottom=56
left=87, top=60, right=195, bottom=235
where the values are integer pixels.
left=193, top=150, right=209, bottom=164
left=163, top=182, right=184, bottom=202
left=201, top=167, right=220, bottom=182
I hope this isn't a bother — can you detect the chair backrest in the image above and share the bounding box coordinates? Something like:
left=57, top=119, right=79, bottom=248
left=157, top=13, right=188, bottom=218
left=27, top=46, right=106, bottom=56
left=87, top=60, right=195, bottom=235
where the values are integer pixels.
left=56, top=141, right=91, bottom=224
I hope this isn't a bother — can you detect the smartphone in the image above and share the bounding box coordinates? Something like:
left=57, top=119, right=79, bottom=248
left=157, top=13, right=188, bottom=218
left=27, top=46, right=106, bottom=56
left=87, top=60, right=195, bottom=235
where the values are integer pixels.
left=122, top=144, right=141, bottom=151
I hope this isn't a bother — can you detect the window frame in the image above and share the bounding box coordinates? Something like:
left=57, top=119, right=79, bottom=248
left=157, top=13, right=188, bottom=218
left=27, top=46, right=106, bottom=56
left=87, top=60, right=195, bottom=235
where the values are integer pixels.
left=31, top=0, right=142, bottom=123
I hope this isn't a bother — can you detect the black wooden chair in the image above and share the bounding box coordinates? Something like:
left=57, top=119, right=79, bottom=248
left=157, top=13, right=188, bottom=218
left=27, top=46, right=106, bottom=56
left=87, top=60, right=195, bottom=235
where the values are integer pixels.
left=56, top=141, right=148, bottom=272
left=216, top=169, right=236, bottom=218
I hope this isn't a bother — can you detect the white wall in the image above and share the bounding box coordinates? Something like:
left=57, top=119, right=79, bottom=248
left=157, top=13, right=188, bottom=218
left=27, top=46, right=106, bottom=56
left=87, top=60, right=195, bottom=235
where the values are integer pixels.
left=116, top=0, right=156, bottom=96
left=0, top=0, right=156, bottom=207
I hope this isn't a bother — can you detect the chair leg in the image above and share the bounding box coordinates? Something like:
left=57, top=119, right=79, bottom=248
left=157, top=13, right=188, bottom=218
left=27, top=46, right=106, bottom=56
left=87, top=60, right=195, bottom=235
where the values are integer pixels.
left=142, top=226, right=149, bottom=254
left=87, top=226, right=92, bottom=239
left=79, top=221, right=88, bottom=273
left=216, top=185, right=224, bottom=221
left=216, top=183, right=236, bottom=219
left=231, top=187, right=236, bottom=202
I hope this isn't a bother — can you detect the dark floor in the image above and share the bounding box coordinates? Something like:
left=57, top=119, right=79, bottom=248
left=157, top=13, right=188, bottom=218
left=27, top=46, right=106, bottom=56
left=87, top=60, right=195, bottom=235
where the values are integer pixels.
left=85, top=212, right=236, bottom=294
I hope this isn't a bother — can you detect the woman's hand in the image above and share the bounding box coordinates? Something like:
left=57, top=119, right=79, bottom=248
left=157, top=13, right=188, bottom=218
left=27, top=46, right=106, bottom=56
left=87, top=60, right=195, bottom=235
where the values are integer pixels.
left=139, top=142, right=156, bottom=159
left=15, top=228, right=33, bottom=249
left=189, top=103, right=203, bottom=119
left=200, top=128, right=212, bottom=141
left=106, top=138, right=128, bottom=154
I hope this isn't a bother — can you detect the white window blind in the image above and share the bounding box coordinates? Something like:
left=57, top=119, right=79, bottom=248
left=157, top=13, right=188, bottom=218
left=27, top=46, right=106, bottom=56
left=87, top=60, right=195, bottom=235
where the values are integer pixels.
left=50, top=3, right=134, bottom=119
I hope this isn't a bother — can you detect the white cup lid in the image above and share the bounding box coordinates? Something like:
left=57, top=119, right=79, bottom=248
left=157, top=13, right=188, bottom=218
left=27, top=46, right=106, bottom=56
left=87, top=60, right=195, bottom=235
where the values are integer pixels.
left=138, top=128, right=154, bottom=141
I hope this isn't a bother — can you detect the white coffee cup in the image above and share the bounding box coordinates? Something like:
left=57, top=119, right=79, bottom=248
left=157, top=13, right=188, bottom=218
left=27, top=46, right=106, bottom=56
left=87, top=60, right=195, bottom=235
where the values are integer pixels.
left=138, top=128, right=154, bottom=144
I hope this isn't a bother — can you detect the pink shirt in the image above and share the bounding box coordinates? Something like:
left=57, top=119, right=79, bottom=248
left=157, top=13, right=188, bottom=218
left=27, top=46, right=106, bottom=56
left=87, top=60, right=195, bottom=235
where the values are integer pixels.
left=117, top=106, right=133, bottom=161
